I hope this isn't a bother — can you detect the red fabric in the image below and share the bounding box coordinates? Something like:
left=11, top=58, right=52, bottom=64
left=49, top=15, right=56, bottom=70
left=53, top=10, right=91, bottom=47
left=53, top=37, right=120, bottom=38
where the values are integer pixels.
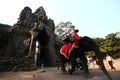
left=71, top=32, right=82, bottom=47
left=72, top=32, right=82, bottom=41
left=60, top=42, right=78, bottom=59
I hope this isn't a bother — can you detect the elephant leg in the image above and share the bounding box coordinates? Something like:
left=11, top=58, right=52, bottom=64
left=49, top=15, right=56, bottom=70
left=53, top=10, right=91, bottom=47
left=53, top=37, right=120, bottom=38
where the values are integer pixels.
left=61, top=61, right=66, bottom=73
left=60, top=55, right=67, bottom=73
left=94, top=47, right=112, bottom=80
left=68, top=58, right=76, bottom=75
left=68, top=48, right=80, bottom=74
left=79, top=53, right=89, bottom=76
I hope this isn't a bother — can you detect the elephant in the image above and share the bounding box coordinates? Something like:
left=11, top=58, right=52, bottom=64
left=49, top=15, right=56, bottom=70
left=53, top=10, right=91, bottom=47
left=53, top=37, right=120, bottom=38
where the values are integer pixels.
left=59, top=36, right=112, bottom=80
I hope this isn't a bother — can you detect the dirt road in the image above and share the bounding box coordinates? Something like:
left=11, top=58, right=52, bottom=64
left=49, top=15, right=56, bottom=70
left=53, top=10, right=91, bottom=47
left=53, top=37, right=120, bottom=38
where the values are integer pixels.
left=0, top=59, right=120, bottom=80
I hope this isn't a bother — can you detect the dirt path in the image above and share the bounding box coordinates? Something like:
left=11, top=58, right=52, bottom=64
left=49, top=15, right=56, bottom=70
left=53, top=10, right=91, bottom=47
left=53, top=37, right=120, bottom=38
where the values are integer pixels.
left=34, top=67, right=120, bottom=80
left=0, top=59, right=120, bottom=80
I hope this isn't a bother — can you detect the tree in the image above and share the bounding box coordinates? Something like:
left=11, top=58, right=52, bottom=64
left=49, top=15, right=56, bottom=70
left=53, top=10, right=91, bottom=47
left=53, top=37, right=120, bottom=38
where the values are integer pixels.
left=55, top=21, right=75, bottom=38
left=94, top=32, right=120, bottom=54
left=115, top=32, right=120, bottom=39
left=104, top=33, right=120, bottom=52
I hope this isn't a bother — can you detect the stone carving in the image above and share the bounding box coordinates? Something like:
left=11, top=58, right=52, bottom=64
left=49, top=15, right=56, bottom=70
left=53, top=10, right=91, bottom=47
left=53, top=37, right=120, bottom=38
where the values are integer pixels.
left=0, top=6, right=60, bottom=71
left=34, top=6, right=48, bottom=24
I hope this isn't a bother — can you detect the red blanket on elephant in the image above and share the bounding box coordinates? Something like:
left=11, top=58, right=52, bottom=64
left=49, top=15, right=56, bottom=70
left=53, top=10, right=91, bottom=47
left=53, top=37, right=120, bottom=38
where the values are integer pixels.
left=60, top=42, right=78, bottom=59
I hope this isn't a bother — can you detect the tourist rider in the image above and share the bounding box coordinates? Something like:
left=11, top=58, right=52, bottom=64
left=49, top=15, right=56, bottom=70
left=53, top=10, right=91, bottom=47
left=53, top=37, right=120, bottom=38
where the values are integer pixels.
left=71, top=29, right=82, bottom=47
left=60, top=29, right=82, bottom=59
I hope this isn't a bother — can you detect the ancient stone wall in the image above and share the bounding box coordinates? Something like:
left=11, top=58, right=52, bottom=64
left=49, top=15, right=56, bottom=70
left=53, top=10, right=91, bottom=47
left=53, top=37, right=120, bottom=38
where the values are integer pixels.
left=0, top=6, right=61, bottom=71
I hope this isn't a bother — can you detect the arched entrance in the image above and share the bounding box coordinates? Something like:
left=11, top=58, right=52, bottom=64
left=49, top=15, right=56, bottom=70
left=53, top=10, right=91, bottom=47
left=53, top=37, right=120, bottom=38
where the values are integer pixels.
left=35, top=29, right=49, bottom=67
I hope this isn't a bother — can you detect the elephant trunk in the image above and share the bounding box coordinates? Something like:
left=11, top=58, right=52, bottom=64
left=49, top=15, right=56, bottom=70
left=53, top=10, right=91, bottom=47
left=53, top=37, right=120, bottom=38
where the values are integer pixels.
left=95, top=47, right=112, bottom=80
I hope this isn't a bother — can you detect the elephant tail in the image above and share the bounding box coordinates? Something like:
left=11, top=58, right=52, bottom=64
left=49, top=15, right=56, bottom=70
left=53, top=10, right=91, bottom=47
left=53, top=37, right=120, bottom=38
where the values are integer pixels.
left=95, top=47, right=112, bottom=80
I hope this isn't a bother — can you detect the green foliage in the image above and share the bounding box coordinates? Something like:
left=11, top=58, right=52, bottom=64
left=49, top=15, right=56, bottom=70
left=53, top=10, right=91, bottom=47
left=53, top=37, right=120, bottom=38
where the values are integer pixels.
left=115, top=32, right=120, bottom=39
left=94, top=32, right=120, bottom=54
left=55, top=21, right=75, bottom=38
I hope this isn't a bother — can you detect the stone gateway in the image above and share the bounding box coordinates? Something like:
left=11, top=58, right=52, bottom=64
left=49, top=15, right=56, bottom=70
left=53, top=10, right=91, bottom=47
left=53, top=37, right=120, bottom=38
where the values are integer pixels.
left=0, top=6, right=61, bottom=71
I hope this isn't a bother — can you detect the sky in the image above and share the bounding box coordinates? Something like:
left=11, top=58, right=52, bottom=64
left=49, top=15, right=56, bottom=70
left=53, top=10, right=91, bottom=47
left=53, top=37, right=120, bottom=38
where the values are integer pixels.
left=0, top=0, right=120, bottom=38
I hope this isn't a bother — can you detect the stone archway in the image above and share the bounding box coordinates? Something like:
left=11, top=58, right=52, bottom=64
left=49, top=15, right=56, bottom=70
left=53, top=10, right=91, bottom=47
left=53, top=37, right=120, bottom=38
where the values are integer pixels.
left=35, top=28, right=49, bottom=67
left=0, top=6, right=59, bottom=71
